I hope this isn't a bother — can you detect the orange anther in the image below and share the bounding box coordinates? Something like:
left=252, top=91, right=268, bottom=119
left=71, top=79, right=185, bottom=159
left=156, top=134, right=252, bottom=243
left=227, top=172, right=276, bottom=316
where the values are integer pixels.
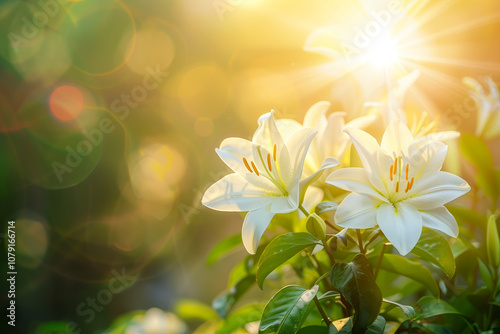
left=394, top=157, right=398, bottom=174
left=390, top=165, right=393, bottom=181
left=405, top=164, right=409, bottom=181
left=251, top=161, right=259, bottom=176
left=396, top=181, right=399, bottom=192
left=243, top=158, right=253, bottom=173
left=273, top=144, right=277, bottom=161
left=267, top=153, right=272, bottom=172
left=409, top=177, right=414, bottom=189
left=405, top=182, right=410, bottom=193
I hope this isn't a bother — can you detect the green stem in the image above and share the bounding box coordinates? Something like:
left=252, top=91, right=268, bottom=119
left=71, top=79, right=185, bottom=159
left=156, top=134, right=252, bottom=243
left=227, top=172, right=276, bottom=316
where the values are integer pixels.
left=357, top=229, right=365, bottom=254
left=299, top=205, right=309, bottom=216
left=323, top=240, right=336, bottom=265
left=313, top=296, right=331, bottom=327
left=374, top=243, right=387, bottom=280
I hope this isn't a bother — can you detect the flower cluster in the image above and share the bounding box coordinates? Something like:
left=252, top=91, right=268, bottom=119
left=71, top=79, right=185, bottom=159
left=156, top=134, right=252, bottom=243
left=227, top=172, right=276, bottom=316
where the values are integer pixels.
left=202, top=103, right=470, bottom=256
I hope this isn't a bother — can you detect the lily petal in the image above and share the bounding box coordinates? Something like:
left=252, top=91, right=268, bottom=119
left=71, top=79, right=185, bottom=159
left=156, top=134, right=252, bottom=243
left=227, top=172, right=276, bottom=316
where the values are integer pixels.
left=381, top=120, right=414, bottom=157
left=202, top=173, right=277, bottom=212
left=344, top=126, right=386, bottom=191
left=242, top=205, right=275, bottom=254
left=377, top=202, right=422, bottom=256
left=420, top=206, right=459, bottom=238
left=345, top=114, right=377, bottom=130
left=327, top=167, right=388, bottom=202
left=335, top=193, right=381, bottom=228
left=408, top=141, right=447, bottom=176
left=408, top=172, right=470, bottom=210
left=319, top=112, right=347, bottom=163
left=413, top=131, right=460, bottom=148
left=216, top=138, right=255, bottom=174
left=303, top=101, right=330, bottom=129
left=281, top=127, right=317, bottom=184
left=299, top=156, right=339, bottom=204
left=252, top=111, right=285, bottom=155
left=275, top=119, right=303, bottom=141
left=303, top=26, right=345, bottom=60
left=269, top=192, right=299, bottom=214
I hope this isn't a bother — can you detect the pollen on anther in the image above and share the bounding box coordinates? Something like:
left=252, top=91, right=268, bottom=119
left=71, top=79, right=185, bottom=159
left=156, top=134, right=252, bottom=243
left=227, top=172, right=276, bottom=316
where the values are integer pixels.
left=396, top=181, right=399, bottom=192
left=409, top=177, right=414, bottom=189
left=273, top=144, right=277, bottom=161
left=390, top=165, right=393, bottom=181
left=267, top=153, right=272, bottom=172
left=394, top=157, right=398, bottom=174
left=251, top=161, right=260, bottom=176
left=405, top=164, right=409, bottom=181
left=243, top=158, right=253, bottom=173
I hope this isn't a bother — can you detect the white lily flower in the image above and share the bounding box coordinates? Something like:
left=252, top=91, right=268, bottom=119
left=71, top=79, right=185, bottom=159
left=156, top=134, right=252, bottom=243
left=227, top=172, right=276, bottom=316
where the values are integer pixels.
left=365, top=70, right=459, bottom=145
left=463, top=76, right=500, bottom=139
left=277, top=101, right=375, bottom=174
left=327, top=120, right=470, bottom=255
left=202, top=111, right=338, bottom=254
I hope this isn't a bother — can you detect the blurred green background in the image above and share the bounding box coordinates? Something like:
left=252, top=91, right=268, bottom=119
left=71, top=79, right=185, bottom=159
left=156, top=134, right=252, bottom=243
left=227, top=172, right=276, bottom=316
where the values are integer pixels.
left=0, top=0, right=499, bottom=332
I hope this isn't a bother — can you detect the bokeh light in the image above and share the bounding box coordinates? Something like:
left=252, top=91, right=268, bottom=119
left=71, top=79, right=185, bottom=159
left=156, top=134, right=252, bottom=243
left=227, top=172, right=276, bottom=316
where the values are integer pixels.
left=178, top=65, right=231, bottom=120
left=13, top=218, right=49, bottom=268
left=1, top=0, right=500, bottom=332
left=128, top=141, right=186, bottom=203
left=49, top=85, right=84, bottom=121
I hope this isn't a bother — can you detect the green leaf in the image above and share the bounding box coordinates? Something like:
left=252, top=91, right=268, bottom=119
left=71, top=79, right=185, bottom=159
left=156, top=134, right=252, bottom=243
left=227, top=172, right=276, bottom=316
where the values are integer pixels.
left=315, top=201, right=338, bottom=215
left=259, top=285, right=318, bottom=334
left=336, top=315, right=386, bottom=334
left=409, top=322, right=455, bottom=334
left=487, top=215, right=500, bottom=267
left=382, top=299, right=415, bottom=318
left=297, top=326, right=329, bottom=334
left=257, top=232, right=321, bottom=289
left=330, top=254, right=382, bottom=332
left=478, top=258, right=494, bottom=292
left=207, top=234, right=242, bottom=265
left=213, top=275, right=255, bottom=318
left=448, top=206, right=485, bottom=229
left=318, top=291, right=340, bottom=301
left=414, top=296, right=462, bottom=320
left=368, top=253, right=439, bottom=297
left=460, top=133, right=493, bottom=168
left=450, top=237, right=469, bottom=259
left=411, top=229, right=456, bottom=278
left=175, top=299, right=219, bottom=321
left=216, top=304, right=263, bottom=334
left=460, top=133, right=497, bottom=199
left=306, top=213, right=327, bottom=241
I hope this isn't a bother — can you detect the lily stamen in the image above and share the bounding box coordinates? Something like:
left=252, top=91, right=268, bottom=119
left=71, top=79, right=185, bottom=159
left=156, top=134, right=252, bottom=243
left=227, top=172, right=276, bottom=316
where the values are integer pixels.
left=267, top=153, right=272, bottom=172
left=273, top=144, right=277, bottom=161
left=243, top=158, right=253, bottom=173
left=251, top=161, right=259, bottom=176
